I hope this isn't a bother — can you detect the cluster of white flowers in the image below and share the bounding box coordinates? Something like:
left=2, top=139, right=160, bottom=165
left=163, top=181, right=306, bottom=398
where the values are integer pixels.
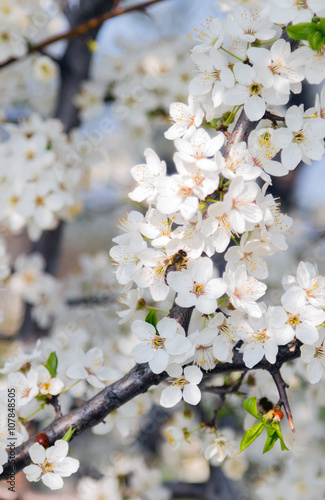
left=109, top=2, right=325, bottom=409
left=76, top=37, right=193, bottom=123
left=0, top=115, right=86, bottom=241
left=0, top=0, right=67, bottom=118
left=0, top=0, right=65, bottom=64
left=73, top=36, right=194, bottom=162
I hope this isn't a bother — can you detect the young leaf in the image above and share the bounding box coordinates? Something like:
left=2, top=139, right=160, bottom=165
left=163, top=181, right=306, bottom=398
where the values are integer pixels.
left=145, top=310, right=158, bottom=329
left=286, top=22, right=319, bottom=40
left=240, top=422, right=265, bottom=452
left=319, top=18, right=325, bottom=35
left=272, top=422, right=289, bottom=451
left=243, top=397, right=262, bottom=420
left=62, top=427, right=76, bottom=443
left=45, top=352, right=58, bottom=378
left=308, top=31, right=325, bottom=50
left=263, top=432, right=279, bottom=453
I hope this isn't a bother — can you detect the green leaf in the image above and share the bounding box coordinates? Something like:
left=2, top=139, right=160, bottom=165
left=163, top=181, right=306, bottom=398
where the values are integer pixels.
left=286, top=22, right=319, bottom=40
left=44, top=352, right=58, bottom=378
left=263, top=432, right=279, bottom=453
left=308, top=31, right=325, bottom=50
left=145, top=310, right=158, bottom=329
left=61, top=427, right=76, bottom=443
left=240, top=422, right=265, bottom=452
left=272, top=422, right=289, bottom=451
left=319, top=18, right=325, bottom=35
left=264, top=424, right=275, bottom=436
left=243, top=397, right=262, bottom=420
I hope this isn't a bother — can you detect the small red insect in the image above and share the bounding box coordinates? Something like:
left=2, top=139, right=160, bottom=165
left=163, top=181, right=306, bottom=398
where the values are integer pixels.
left=34, top=433, right=50, bottom=448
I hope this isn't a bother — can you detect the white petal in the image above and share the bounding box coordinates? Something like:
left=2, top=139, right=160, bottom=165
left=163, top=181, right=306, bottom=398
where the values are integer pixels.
left=150, top=349, right=169, bottom=374
left=54, top=457, right=80, bottom=476
left=286, top=106, right=303, bottom=131
left=213, top=336, right=231, bottom=361
left=295, top=324, right=319, bottom=345
left=46, top=440, right=68, bottom=463
left=157, top=317, right=177, bottom=339
left=281, top=143, right=302, bottom=170
left=165, top=335, right=191, bottom=355
left=205, top=278, right=227, bottom=299
left=160, top=386, right=182, bottom=407
left=243, top=344, right=264, bottom=368
left=42, top=473, right=64, bottom=490
left=131, top=320, right=155, bottom=341
left=183, top=384, right=201, bottom=405
left=244, top=95, right=265, bottom=121
left=306, top=359, right=324, bottom=384
left=29, top=442, right=46, bottom=465
left=66, top=366, right=88, bottom=380
left=132, top=343, right=154, bottom=363
left=281, top=287, right=306, bottom=311
left=23, top=464, right=42, bottom=482
left=184, top=365, right=203, bottom=384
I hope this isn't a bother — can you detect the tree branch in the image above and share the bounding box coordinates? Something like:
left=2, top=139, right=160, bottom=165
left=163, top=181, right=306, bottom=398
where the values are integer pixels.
left=0, top=339, right=301, bottom=480
left=0, top=0, right=167, bottom=70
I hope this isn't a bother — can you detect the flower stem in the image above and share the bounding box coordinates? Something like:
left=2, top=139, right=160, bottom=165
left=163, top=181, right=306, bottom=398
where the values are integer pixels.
left=220, top=46, right=244, bottom=62
left=21, top=406, right=43, bottom=424
left=60, top=379, right=82, bottom=394
left=217, top=296, right=230, bottom=306
left=258, top=39, right=279, bottom=45
left=145, top=305, right=170, bottom=314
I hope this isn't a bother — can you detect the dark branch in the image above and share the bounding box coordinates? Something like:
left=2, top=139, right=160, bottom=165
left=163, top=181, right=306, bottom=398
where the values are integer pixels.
left=0, top=339, right=301, bottom=479
left=272, top=370, right=295, bottom=434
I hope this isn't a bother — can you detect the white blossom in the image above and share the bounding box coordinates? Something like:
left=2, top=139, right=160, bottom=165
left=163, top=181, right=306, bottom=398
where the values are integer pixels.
left=132, top=318, right=191, bottom=374
left=167, top=257, right=227, bottom=314
left=23, top=440, right=80, bottom=490
left=160, top=364, right=203, bottom=407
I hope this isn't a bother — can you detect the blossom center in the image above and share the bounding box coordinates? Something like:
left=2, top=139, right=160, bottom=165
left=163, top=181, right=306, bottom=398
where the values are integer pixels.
left=35, top=196, right=45, bottom=206
left=155, top=265, right=165, bottom=276
left=212, top=69, right=221, bottom=81
left=293, top=130, right=305, bottom=144
left=152, top=335, right=165, bottom=348
left=287, top=314, right=300, bottom=326
left=167, top=430, right=175, bottom=446
left=172, top=376, right=187, bottom=388
left=21, top=387, right=31, bottom=399
left=249, top=83, right=262, bottom=96
left=41, top=461, right=55, bottom=473
left=294, top=0, right=308, bottom=9
left=178, top=186, right=193, bottom=198
left=192, top=282, right=205, bottom=296
left=218, top=213, right=231, bottom=229
left=252, top=330, right=268, bottom=343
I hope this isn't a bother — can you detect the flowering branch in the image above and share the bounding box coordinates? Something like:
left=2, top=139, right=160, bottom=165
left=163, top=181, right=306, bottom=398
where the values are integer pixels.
left=0, top=338, right=301, bottom=479
left=0, top=0, right=167, bottom=70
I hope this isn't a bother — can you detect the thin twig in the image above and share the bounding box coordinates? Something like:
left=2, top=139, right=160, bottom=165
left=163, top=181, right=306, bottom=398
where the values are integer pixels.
left=0, top=0, right=167, bottom=70
left=47, top=395, right=63, bottom=419
left=272, top=370, right=295, bottom=435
